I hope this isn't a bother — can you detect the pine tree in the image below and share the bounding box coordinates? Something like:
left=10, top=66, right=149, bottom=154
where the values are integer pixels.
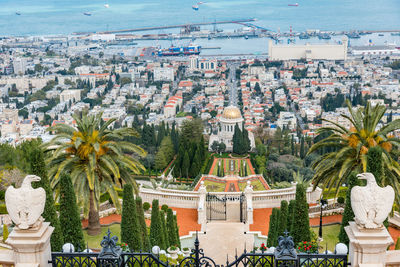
left=30, top=144, right=63, bottom=251
left=278, top=200, right=288, bottom=237
left=160, top=210, right=169, bottom=249
left=121, top=184, right=142, bottom=251
left=59, top=173, right=85, bottom=251
left=136, top=197, right=151, bottom=251
left=287, top=200, right=296, bottom=235
left=338, top=172, right=359, bottom=245
left=166, top=209, right=178, bottom=246
left=150, top=199, right=165, bottom=249
left=292, top=184, right=311, bottom=243
left=174, top=215, right=181, bottom=248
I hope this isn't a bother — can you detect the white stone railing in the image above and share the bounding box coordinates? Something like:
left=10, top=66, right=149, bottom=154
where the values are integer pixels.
left=139, top=185, right=322, bottom=210
left=0, top=249, right=14, bottom=267
left=139, top=187, right=200, bottom=209
left=252, top=186, right=322, bottom=209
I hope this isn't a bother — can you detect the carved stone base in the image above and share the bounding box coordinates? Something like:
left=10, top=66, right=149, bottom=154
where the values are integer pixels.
left=6, top=222, right=54, bottom=267
left=345, top=221, right=393, bottom=267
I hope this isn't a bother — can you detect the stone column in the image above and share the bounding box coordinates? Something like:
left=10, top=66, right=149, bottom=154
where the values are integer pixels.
left=244, top=181, right=254, bottom=225
left=6, top=221, right=54, bottom=267
left=345, top=221, right=393, bottom=267
left=197, top=181, right=207, bottom=230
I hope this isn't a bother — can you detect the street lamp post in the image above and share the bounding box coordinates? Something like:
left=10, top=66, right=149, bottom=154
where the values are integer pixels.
left=319, top=198, right=328, bottom=241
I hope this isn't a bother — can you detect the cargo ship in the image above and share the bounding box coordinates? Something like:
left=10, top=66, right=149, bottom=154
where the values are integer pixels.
left=157, top=45, right=201, bottom=56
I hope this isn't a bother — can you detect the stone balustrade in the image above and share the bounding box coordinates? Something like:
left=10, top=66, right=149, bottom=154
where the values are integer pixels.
left=139, top=187, right=200, bottom=209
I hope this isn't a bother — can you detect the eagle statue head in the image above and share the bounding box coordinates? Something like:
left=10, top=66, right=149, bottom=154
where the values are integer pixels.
left=5, top=175, right=46, bottom=230
left=356, top=172, right=376, bottom=183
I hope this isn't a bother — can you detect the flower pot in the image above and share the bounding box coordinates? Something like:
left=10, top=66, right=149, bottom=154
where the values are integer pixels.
left=167, top=247, right=180, bottom=259
left=182, top=248, right=191, bottom=257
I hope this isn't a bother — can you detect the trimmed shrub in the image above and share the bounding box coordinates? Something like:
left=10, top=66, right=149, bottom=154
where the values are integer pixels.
left=0, top=204, right=7, bottom=214
left=149, top=199, right=166, bottom=249
left=339, top=172, right=359, bottom=245
left=30, top=145, right=63, bottom=251
left=337, top=196, right=345, bottom=204
left=287, top=200, right=296, bottom=235
left=59, top=173, right=85, bottom=250
left=278, top=200, right=288, bottom=237
left=135, top=197, right=151, bottom=251
left=143, top=202, right=151, bottom=211
left=292, top=184, right=311, bottom=243
left=174, top=215, right=181, bottom=248
left=166, top=208, right=178, bottom=247
left=267, top=208, right=279, bottom=247
left=121, top=184, right=142, bottom=251
left=2, top=224, right=9, bottom=242
left=160, top=210, right=169, bottom=248
left=161, top=204, right=169, bottom=212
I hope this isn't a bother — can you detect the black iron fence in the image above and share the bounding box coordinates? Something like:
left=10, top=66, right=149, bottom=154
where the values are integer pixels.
left=51, top=230, right=348, bottom=267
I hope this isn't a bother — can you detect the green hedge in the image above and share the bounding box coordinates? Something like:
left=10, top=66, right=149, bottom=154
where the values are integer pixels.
left=0, top=204, right=7, bottom=214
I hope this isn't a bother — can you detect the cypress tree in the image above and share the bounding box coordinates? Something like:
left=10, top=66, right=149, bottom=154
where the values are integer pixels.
left=121, top=184, right=142, bottom=251
left=30, top=145, right=63, bottom=251
left=233, top=124, right=242, bottom=154
left=242, top=128, right=251, bottom=154
left=136, top=197, right=151, bottom=251
left=166, top=209, right=178, bottom=246
left=278, top=200, right=288, bottom=237
left=292, top=184, right=311, bottom=243
left=338, top=172, right=359, bottom=245
left=59, top=173, right=85, bottom=250
left=300, top=136, right=305, bottom=159
left=367, top=146, right=388, bottom=227
left=273, top=208, right=281, bottom=246
left=150, top=199, right=165, bottom=249
left=267, top=208, right=278, bottom=247
left=181, top=151, right=190, bottom=178
left=174, top=215, right=181, bottom=248
left=160, top=210, right=169, bottom=249
left=291, top=135, right=295, bottom=156
left=287, top=200, right=296, bottom=235
left=367, top=146, right=384, bottom=186
left=189, top=151, right=201, bottom=178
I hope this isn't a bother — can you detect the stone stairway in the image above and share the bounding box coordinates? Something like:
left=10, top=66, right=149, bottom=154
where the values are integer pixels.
left=198, top=222, right=254, bottom=265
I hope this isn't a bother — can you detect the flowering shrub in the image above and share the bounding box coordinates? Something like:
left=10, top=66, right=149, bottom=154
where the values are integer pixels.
left=297, top=241, right=318, bottom=253
left=117, top=242, right=130, bottom=252
left=260, top=243, right=268, bottom=252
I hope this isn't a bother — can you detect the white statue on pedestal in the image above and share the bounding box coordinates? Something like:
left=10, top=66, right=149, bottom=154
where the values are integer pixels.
left=351, top=172, right=394, bottom=229
left=5, top=175, right=45, bottom=230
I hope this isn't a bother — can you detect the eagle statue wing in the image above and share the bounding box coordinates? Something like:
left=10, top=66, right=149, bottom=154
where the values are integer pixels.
left=5, top=186, right=22, bottom=226
left=374, top=185, right=395, bottom=225
left=27, top=187, right=46, bottom=225
left=351, top=186, right=369, bottom=225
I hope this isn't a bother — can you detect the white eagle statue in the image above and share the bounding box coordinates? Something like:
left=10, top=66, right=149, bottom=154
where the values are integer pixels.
left=5, top=175, right=46, bottom=230
left=351, top=172, right=394, bottom=229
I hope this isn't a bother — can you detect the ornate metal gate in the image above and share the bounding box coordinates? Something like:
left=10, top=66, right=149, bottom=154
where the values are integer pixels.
left=206, top=193, right=226, bottom=221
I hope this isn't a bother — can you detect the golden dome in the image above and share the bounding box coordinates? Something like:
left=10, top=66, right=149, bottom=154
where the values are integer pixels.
left=222, top=106, right=242, bottom=120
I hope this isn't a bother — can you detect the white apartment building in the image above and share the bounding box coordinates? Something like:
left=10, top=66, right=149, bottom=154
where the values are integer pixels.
left=154, top=67, right=174, bottom=81
left=60, top=89, right=81, bottom=103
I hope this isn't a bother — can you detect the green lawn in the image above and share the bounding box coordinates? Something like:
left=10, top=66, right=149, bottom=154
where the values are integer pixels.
left=84, top=224, right=121, bottom=249
left=211, top=158, right=253, bottom=177
left=238, top=179, right=266, bottom=191
left=311, top=224, right=340, bottom=252
left=204, top=179, right=226, bottom=192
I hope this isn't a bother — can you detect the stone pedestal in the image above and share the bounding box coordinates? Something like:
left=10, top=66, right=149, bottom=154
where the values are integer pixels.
left=345, top=221, right=393, bottom=267
left=6, top=222, right=54, bottom=267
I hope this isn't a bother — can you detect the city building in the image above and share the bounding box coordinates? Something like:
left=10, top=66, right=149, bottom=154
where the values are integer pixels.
left=60, top=89, right=81, bottom=103
left=268, top=37, right=348, bottom=61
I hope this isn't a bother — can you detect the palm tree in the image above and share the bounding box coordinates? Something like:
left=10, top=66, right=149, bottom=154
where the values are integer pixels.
left=308, top=100, right=400, bottom=200
left=45, top=113, right=146, bottom=235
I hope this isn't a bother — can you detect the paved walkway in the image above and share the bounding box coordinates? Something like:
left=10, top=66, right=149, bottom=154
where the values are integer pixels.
left=199, top=222, right=254, bottom=265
